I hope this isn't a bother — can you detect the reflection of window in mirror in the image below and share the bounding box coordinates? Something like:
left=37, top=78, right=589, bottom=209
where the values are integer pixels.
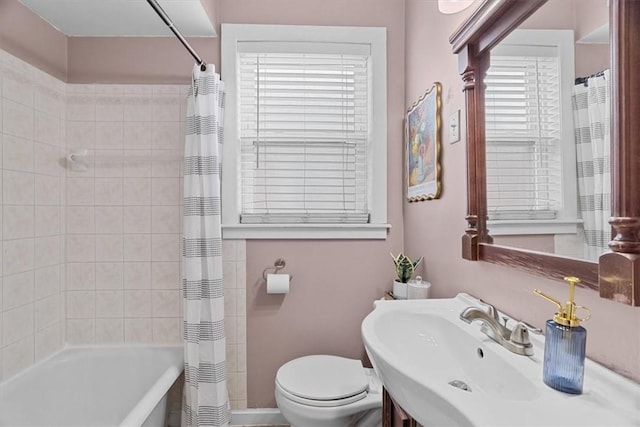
left=485, top=0, right=610, bottom=263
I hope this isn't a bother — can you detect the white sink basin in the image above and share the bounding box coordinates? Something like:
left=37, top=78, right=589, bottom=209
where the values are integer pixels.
left=361, top=293, right=640, bottom=427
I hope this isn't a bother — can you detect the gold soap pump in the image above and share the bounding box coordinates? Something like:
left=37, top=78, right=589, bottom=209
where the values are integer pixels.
left=533, top=277, right=591, bottom=394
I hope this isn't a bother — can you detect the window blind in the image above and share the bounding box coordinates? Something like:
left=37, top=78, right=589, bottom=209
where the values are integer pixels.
left=485, top=55, right=563, bottom=220
left=238, top=48, right=371, bottom=224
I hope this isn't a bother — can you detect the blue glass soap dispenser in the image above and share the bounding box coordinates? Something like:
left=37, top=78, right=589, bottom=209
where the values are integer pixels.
left=534, top=277, right=591, bottom=394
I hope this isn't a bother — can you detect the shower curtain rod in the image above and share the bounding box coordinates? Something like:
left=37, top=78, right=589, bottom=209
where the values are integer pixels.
left=146, top=0, right=207, bottom=71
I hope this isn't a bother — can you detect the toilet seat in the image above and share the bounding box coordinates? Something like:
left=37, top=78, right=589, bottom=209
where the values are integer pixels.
left=276, top=355, right=370, bottom=408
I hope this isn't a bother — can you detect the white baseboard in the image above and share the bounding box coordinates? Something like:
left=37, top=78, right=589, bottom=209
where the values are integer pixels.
left=230, top=408, right=288, bottom=426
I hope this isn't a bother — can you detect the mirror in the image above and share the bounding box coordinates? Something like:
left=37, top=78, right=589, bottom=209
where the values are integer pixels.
left=450, top=0, right=640, bottom=306
left=485, top=0, right=610, bottom=263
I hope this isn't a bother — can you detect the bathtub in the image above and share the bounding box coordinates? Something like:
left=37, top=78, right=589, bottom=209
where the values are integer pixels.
left=0, top=345, right=183, bottom=427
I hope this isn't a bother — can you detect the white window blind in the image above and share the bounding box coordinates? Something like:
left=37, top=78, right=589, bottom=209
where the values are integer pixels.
left=238, top=46, right=371, bottom=224
left=485, top=54, right=563, bottom=220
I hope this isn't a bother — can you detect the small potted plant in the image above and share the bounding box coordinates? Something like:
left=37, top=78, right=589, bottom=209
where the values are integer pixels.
left=390, top=253, right=423, bottom=299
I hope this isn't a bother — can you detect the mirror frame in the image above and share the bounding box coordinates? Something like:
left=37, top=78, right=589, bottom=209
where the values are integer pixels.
left=450, top=0, right=640, bottom=306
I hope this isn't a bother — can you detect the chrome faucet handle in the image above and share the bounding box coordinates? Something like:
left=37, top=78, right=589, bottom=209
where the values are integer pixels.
left=478, top=299, right=500, bottom=323
left=517, top=320, right=543, bottom=335
left=509, top=323, right=531, bottom=346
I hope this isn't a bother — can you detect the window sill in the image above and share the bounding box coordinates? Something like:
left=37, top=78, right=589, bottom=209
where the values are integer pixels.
left=222, top=223, right=391, bottom=240
left=488, top=219, right=582, bottom=236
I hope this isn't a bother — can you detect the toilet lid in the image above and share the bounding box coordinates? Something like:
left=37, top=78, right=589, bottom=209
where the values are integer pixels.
left=276, top=355, right=369, bottom=401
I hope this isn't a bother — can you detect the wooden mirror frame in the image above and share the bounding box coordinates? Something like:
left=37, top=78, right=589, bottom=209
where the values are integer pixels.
left=450, top=0, right=640, bottom=306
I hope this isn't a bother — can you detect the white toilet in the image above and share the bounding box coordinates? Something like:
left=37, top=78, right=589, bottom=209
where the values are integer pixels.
left=275, top=355, right=382, bottom=427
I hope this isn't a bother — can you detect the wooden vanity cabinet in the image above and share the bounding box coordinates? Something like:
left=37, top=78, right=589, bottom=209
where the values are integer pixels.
left=382, top=387, right=422, bottom=427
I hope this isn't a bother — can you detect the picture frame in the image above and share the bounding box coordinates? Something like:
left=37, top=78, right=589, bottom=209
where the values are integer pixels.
left=405, top=82, right=442, bottom=202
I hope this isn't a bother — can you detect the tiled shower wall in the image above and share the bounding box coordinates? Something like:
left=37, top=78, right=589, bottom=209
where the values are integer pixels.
left=64, top=82, right=187, bottom=345
left=0, top=51, right=66, bottom=380
left=0, top=49, right=247, bottom=408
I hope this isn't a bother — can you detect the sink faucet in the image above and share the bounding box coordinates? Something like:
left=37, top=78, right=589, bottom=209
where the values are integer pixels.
left=460, top=303, right=534, bottom=356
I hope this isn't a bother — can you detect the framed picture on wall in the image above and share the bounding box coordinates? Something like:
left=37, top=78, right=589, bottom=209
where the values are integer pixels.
left=405, top=82, right=442, bottom=201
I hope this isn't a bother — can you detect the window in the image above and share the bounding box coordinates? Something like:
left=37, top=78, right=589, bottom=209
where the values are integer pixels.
left=221, top=24, right=388, bottom=239
left=485, top=30, right=579, bottom=235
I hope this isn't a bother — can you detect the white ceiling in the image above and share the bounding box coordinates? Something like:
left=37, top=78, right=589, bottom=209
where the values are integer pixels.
left=18, top=0, right=217, bottom=37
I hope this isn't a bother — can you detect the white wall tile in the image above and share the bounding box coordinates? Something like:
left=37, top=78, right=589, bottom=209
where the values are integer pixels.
left=3, top=170, right=34, bottom=205
left=152, top=290, right=180, bottom=317
left=96, top=96, right=124, bottom=123
left=2, top=72, right=34, bottom=107
left=95, top=207, right=123, bottom=234
left=151, top=234, right=179, bottom=261
left=151, top=262, right=180, bottom=289
left=95, top=318, right=124, bottom=343
left=67, top=95, right=95, bottom=121
left=34, top=294, right=60, bottom=330
left=66, top=206, right=95, bottom=234
left=35, top=175, right=62, bottom=207
left=3, top=238, right=34, bottom=275
left=2, top=336, right=34, bottom=379
left=3, top=205, right=34, bottom=240
left=2, top=303, right=34, bottom=345
left=66, top=262, right=95, bottom=290
left=124, top=234, right=151, bottom=262
left=124, top=262, right=151, bottom=289
left=66, top=121, right=95, bottom=151
left=123, top=122, right=152, bottom=149
left=123, top=150, right=152, bottom=177
left=124, top=206, right=151, bottom=233
left=151, top=122, right=181, bottom=149
left=66, top=291, right=95, bottom=319
left=123, top=97, right=152, bottom=122
left=95, top=262, right=123, bottom=290
left=34, top=322, right=61, bottom=361
left=34, top=265, right=60, bottom=299
left=95, top=121, right=124, bottom=149
left=123, top=178, right=151, bottom=205
left=66, top=318, right=95, bottom=344
left=223, top=262, right=237, bottom=289
left=35, top=236, right=61, bottom=268
left=66, top=177, right=94, bottom=206
left=95, top=290, right=124, bottom=318
left=95, top=178, right=123, bottom=205
left=124, top=318, right=152, bottom=343
left=152, top=96, right=181, bottom=123
left=34, top=143, right=62, bottom=176
left=35, top=206, right=61, bottom=236
left=34, top=111, right=62, bottom=146
left=151, top=206, right=180, bottom=233
left=3, top=99, right=34, bottom=140
left=2, top=271, right=34, bottom=310
left=152, top=317, right=181, bottom=343
left=93, top=149, right=124, bottom=178
left=151, top=178, right=180, bottom=206
left=3, top=134, right=34, bottom=173
left=124, top=290, right=151, bottom=318
left=95, top=234, right=123, bottom=262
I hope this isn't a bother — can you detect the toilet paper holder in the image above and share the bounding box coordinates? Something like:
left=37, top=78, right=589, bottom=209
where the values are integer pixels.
left=262, top=258, right=293, bottom=281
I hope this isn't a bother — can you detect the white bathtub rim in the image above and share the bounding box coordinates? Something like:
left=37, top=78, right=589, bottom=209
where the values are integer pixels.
left=120, top=364, right=183, bottom=427
left=0, top=343, right=184, bottom=386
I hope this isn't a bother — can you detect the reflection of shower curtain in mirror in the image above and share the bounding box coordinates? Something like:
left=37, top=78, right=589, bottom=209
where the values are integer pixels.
left=572, top=70, right=611, bottom=261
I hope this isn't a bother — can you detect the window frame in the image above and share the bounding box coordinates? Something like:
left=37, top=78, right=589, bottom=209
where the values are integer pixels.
left=221, top=23, right=388, bottom=239
left=486, top=29, right=580, bottom=236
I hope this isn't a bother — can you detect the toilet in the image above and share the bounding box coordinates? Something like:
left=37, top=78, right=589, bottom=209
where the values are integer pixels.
left=275, top=355, right=382, bottom=427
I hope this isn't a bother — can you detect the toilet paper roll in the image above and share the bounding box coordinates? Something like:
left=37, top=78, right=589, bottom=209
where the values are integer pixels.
left=267, top=273, right=290, bottom=294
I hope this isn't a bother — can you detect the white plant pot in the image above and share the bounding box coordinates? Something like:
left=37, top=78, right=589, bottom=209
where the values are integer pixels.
left=393, top=280, right=408, bottom=299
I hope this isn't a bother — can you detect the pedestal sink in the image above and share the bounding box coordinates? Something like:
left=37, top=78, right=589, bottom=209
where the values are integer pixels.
left=361, top=294, right=640, bottom=426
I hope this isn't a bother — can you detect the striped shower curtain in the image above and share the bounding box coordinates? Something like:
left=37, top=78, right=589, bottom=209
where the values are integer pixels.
left=572, top=70, right=611, bottom=261
left=182, top=64, right=230, bottom=427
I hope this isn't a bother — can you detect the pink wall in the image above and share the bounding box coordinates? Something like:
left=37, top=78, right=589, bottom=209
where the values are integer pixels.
left=67, top=37, right=219, bottom=84
left=0, top=0, right=67, bottom=80
left=404, top=0, right=639, bottom=388
left=217, top=0, right=407, bottom=407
